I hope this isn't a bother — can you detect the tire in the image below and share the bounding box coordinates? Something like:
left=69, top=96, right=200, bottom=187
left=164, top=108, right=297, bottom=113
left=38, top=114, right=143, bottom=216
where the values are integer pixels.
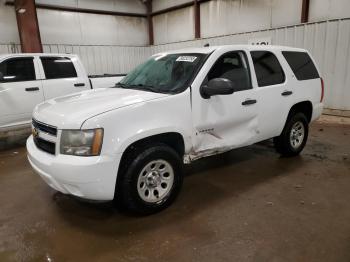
left=117, top=144, right=184, bottom=215
left=273, top=112, right=309, bottom=157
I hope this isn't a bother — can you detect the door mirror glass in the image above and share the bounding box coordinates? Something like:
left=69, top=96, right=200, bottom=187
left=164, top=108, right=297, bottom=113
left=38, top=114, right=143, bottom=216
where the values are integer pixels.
left=200, top=78, right=235, bottom=99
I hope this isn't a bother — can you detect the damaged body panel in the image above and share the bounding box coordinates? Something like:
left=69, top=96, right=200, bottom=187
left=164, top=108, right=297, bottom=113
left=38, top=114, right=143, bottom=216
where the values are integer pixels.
left=191, top=93, right=259, bottom=154
left=190, top=47, right=259, bottom=158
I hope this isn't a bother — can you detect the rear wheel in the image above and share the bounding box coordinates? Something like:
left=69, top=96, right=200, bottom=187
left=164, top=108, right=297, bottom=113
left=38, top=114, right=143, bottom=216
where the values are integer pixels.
left=273, top=113, right=309, bottom=157
left=117, top=144, right=183, bottom=215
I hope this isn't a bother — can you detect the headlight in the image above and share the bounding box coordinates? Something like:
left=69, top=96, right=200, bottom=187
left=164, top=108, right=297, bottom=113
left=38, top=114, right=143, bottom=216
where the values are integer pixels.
left=60, top=129, right=104, bottom=156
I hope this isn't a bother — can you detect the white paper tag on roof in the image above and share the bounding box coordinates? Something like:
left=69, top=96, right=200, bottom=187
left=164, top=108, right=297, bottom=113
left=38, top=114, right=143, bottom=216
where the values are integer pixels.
left=176, top=56, right=197, bottom=62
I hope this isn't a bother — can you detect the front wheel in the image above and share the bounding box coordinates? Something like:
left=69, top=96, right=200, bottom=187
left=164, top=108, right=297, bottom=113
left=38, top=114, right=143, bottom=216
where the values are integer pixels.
left=273, top=113, right=309, bottom=157
left=117, top=144, right=183, bottom=215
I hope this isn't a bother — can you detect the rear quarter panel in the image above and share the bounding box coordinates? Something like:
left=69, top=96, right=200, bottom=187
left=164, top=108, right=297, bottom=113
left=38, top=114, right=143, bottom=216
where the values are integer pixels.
left=286, top=51, right=323, bottom=121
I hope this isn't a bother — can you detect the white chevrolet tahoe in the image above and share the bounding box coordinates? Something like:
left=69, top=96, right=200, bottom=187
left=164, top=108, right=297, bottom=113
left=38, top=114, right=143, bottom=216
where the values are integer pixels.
left=0, top=53, right=124, bottom=132
left=27, top=45, right=324, bottom=214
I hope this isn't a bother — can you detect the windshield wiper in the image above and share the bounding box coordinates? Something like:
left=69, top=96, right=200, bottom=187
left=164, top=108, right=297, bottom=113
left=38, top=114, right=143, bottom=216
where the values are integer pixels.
left=125, top=84, right=164, bottom=93
left=131, top=84, right=161, bottom=93
left=114, top=83, right=128, bottom=88
left=114, top=83, right=166, bottom=94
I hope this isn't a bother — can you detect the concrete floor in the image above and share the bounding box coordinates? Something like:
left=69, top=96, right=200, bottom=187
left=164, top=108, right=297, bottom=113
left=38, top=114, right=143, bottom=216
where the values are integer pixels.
left=0, top=117, right=349, bottom=262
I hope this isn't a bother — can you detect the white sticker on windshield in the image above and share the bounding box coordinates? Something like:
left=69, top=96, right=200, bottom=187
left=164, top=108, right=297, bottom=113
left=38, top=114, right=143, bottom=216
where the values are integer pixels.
left=176, top=56, right=197, bottom=62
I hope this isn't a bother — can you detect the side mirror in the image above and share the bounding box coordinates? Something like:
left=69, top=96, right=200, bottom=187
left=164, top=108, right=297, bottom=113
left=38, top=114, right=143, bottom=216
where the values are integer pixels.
left=0, top=72, right=3, bottom=82
left=200, top=78, right=235, bottom=99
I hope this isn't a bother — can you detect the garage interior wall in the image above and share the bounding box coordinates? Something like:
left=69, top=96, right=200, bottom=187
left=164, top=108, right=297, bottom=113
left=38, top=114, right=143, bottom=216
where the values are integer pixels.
left=35, top=0, right=146, bottom=13
left=0, top=1, right=20, bottom=53
left=36, top=0, right=150, bottom=74
left=152, top=18, right=350, bottom=112
left=0, top=0, right=350, bottom=111
left=37, top=5, right=148, bottom=46
left=152, top=0, right=304, bottom=45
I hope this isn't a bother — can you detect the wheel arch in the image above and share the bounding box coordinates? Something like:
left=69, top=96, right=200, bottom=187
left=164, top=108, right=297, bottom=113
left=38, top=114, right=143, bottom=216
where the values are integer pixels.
left=287, top=101, right=313, bottom=123
left=114, top=131, right=186, bottom=200
left=122, top=132, right=185, bottom=158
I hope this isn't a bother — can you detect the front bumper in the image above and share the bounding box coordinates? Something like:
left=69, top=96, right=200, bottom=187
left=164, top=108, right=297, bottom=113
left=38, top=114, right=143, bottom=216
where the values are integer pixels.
left=27, top=136, right=122, bottom=201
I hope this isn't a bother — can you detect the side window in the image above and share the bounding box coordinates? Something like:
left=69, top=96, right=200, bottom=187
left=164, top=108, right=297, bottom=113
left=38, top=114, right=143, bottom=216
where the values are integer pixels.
left=251, top=51, right=285, bottom=87
left=207, top=51, right=251, bottom=91
left=41, top=57, right=77, bottom=79
left=282, top=51, right=319, bottom=80
left=0, top=58, right=35, bottom=82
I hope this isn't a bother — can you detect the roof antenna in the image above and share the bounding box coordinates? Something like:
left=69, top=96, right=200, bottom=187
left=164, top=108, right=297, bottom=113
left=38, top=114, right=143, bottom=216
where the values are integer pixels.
left=204, top=43, right=210, bottom=47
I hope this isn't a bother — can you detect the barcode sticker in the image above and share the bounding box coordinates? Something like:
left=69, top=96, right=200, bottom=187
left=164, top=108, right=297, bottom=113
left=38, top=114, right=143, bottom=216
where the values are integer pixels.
left=176, top=56, right=197, bottom=62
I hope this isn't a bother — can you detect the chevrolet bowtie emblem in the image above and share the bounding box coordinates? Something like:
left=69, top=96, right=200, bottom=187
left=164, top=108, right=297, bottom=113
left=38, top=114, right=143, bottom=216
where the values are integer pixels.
left=32, top=128, right=39, bottom=138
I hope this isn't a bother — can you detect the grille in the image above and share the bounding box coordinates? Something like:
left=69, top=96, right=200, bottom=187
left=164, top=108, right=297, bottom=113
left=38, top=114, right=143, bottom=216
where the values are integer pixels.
left=32, top=119, right=57, bottom=155
left=33, top=137, right=56, bottom=155
left=32, top=119, right=57, bottom=136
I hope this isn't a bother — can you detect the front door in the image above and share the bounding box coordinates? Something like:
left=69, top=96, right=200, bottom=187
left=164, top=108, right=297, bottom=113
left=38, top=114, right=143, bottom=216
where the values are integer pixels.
left=191, top=49, right=259, bottom=159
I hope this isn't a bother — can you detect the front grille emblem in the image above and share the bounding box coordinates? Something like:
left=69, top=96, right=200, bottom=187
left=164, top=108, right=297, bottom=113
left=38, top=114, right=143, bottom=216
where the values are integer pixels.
left=32, top=128, right=39, bottom=138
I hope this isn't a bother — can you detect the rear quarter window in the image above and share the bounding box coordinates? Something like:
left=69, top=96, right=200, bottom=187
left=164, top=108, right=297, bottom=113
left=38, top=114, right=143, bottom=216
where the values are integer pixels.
left=282, top=51, right=319, bottom=80
left=41, top=57, right=77, bottom=79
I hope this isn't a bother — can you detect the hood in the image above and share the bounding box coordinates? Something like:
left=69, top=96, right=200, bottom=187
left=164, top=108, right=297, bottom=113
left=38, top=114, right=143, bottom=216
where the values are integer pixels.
left=33, top=88, right=168, bottom=129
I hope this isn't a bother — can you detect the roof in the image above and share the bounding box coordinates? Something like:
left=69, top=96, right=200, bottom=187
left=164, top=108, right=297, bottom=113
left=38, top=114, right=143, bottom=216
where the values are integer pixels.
left=0, top=45, right=307, bottom=62
left=0, top=53, right=78, bottom=60
left=154, top=44, right=307, bottom=55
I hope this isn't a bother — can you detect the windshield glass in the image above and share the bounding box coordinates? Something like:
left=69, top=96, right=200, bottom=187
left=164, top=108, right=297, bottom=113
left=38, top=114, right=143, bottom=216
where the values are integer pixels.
left=117, top=53, right=205, bottom=94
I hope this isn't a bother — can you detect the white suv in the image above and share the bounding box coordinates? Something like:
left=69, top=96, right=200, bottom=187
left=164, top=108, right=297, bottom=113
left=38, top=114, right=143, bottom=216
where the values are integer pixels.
left=27, top=45, right=324, bottom=214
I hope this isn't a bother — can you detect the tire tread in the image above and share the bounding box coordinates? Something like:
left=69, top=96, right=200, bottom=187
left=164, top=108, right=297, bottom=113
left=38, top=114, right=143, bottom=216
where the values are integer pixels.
left=274, top=112, right=309, bottom=157
left=116, top=144, right=183, bottom=215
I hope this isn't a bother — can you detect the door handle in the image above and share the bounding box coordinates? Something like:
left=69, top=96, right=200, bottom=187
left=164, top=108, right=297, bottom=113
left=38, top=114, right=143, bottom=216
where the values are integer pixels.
left=25, top=87, right=39, bottom=92
left=74, top=83, right=85, bottom=87
left=282, top=91, right=293, bottom=96
left=242, top=99, right=257, bottom=106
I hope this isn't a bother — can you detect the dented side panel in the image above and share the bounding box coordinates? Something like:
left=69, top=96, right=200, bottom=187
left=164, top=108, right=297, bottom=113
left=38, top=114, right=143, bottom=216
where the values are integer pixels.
left=189, top=47, right=259, bottom=160
left=190, top=91, right=259, bottom=159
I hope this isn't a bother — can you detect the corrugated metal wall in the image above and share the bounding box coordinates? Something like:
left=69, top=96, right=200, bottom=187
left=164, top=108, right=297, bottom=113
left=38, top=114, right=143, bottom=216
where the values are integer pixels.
left=0, top=4, right=20, bottom=44
left=0, top=44, right=150, bottom=75
left=0, top=44, right=21, bottom=54
left=153, top=6, right=195, bottom=45
left=37, top=9, right=148, bottom=46
left=151, top=18, right=350, bottom=111
left=0, top=18, right=349, bottom=111
left=42, top=44, right=151, bottom=75
left=35, top=0, right=146, bottom=14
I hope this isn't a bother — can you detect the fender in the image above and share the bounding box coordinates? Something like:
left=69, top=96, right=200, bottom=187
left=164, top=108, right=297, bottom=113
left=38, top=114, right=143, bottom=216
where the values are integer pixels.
left=117, top=126, right=192, bottom=155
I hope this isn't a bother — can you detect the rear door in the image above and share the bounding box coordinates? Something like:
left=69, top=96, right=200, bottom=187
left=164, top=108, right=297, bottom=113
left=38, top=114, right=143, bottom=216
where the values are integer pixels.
left=40, top=56, right=90, bottom=100
left=191, top=49, right=259, bottom=157
left=250, top=50, right=292, bottom=141
left=0, top=56, right=44, bottom=128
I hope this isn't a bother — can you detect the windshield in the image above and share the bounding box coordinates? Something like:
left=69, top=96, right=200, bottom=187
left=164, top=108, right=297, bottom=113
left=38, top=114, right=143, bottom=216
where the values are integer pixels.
left=116, top=53, right=205, bottom=94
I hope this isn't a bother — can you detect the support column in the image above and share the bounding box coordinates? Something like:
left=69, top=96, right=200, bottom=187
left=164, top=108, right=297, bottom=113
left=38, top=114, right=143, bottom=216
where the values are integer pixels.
left=146, top=0, right=154, bottom=46
left=301, top=0, right=310, bottom=23
left=14, top=0, right=42, bottom=53
left=194, top=0, right=201, bottom=39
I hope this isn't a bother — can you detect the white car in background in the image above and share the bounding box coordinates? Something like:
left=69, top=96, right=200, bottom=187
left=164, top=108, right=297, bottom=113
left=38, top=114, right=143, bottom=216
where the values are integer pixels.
left=0, top=53, right=124, bottom=132
left=27, top=45, right=324, bottom=214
